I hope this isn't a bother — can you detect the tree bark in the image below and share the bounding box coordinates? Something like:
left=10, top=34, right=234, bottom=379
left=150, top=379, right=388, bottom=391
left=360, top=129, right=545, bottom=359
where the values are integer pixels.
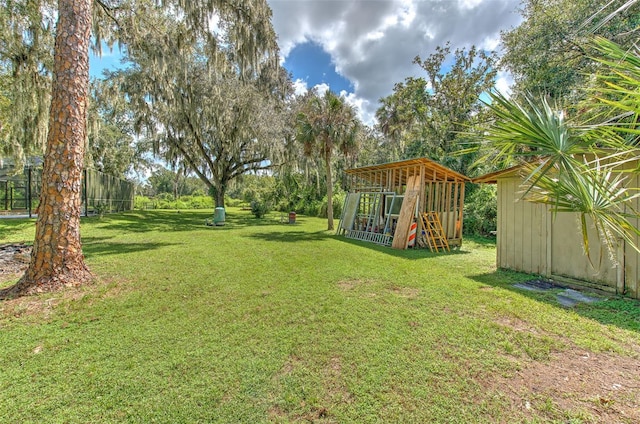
left=1, top=0, right=93, bottom=299
left=215, top=183, right=226, bottom=208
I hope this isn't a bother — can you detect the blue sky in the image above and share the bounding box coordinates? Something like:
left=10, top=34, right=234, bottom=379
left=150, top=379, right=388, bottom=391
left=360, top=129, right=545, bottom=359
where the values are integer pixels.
left=90, top=51, right=122, bottom=79
left=284, top=42, right=354, bottom=94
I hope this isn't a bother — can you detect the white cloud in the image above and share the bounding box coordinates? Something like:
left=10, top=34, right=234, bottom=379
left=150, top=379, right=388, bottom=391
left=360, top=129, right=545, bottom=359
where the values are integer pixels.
left=340, top=90, right=375, bottom=127
left=268, top=0, right=523, bottom=124
left=314, top=83, right=330, bottom=97
left=292, top=78, right=309, bottom=96
left=494, top=71, right=514, bottom=97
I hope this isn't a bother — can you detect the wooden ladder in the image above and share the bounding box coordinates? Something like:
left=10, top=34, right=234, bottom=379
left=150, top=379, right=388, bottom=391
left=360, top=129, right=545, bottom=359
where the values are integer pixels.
left=420, top=212, right=450, bottom=253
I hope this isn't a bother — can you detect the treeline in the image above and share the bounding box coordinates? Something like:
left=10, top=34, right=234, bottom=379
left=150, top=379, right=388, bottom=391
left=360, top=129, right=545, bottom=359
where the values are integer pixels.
left=2, top=0, right=636, bottom=238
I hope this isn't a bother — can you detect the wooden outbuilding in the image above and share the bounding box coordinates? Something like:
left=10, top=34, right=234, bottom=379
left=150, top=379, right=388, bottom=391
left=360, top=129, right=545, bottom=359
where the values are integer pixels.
left=474, top=164, right=640, bottom=300
left=338, top=157, right=470, bottom=250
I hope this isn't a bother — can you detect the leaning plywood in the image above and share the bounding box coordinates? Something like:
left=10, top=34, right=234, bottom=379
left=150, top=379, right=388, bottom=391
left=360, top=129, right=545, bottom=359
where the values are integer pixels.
left=339, top=192, right=360, bottom=233
left=392, top=176, right=420, bottom=249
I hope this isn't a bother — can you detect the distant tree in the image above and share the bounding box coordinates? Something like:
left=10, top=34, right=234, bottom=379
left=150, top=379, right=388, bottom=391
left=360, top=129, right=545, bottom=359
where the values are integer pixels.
left=296, top=89, right=360, bottom=230
left=0, top=70, right=10, bottom=139
left=500, top=0, right=638, bottom=102
left=119, top=51, right=287, bottom=207
left=147, top=166, right=207, bottom=198
left=377, top=44, right=497, bottom=174
left=85, top=80, right=139, bottom=178
left=0, top=0, right=55, bottom=164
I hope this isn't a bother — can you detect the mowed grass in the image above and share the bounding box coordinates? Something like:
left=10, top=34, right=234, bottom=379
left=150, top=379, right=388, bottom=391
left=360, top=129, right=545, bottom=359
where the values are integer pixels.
left=1, top=209, right=639, bottom=423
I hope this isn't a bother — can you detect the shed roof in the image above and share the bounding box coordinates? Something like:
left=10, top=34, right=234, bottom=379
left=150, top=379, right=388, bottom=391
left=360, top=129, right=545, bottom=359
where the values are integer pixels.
left=345, top=157, right=470, bottom=182
left=472, top=164, right=524, bottom=184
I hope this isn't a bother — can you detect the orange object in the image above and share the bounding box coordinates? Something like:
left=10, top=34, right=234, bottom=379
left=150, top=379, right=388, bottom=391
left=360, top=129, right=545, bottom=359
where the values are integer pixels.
left=408, top=222, right=417, bottom=247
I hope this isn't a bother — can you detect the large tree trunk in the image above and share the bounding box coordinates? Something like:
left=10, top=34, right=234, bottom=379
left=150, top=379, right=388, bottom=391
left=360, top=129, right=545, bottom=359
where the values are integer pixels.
left=1, top=0, right=93, bottom=299
left=215, top=182, right=226, bottom=208
left=325, top=148, right=334, bottom=231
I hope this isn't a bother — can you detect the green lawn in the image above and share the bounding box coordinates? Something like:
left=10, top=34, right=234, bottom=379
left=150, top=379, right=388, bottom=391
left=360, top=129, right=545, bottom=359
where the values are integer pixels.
left=1, top=210, right=639, bottom=423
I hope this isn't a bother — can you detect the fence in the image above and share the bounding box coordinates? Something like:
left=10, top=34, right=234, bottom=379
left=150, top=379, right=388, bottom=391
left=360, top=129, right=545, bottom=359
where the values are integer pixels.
left=0, top=166, right=134, bottom=217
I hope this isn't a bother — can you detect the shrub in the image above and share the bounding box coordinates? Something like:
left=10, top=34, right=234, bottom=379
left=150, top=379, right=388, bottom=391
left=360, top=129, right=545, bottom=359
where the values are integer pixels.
left=135, top=195, right=153, bottom=210
left=464, top=185, right=497, bottom=236
left=225, top=196, right=245, bottom=207
left=318, top=190, right=346, bottom=218
left=250, top=199, right=270, bottom=218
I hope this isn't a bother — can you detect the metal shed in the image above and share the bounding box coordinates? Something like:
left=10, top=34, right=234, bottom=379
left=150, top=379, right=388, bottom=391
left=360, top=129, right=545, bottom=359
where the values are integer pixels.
left=338, top=157, right=470, bottom=250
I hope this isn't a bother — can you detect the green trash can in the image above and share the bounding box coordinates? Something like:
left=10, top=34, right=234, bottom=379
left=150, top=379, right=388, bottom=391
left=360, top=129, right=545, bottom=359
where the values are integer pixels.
left=213, top=207, right=225, bottom=226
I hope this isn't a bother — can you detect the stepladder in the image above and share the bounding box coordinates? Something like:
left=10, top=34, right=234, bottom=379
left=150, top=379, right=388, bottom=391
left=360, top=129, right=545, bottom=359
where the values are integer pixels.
left=420, top=212, right=450, bottom=252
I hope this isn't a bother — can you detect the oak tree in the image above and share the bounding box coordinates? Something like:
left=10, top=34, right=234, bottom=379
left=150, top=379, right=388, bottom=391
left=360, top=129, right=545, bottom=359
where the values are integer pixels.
left=0, top=0, right=280, bottom=298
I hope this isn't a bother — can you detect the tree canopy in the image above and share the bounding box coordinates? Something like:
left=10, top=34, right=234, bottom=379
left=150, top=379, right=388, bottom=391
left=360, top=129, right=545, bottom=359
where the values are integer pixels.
left=500, top=0, right=639, bottom=102
left=112, top=13, right=288, bottom=206
left=376, top=44, right=497, bottom=174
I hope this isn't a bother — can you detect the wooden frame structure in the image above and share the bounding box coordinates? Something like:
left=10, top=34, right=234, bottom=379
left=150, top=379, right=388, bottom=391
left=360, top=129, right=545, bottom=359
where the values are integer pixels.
left=338, top=157, right=469, bottom=249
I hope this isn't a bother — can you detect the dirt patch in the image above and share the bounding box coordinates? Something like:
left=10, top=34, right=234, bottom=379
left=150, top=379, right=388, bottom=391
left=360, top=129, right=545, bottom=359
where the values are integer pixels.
left=0, top=243, right=31, bottom=285
left=336, top=279, right=374, bottom=291
left=387, top=286, right=420, bottom=299
left=495, top=316, right=545, bottom=335
left=324, top=355, right=354, bottom=405
left=483, top=347, right=640, bottom=423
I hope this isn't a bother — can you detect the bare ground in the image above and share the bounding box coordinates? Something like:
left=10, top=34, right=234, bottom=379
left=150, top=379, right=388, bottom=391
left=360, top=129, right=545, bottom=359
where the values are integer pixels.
left=0, top=243, right=31, bottom=285
left=484, top=347, right=640, bottom=423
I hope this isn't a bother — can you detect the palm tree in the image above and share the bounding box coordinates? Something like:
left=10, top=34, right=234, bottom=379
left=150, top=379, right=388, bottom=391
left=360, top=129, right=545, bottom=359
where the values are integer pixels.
left=296, top=90, right=360, bottom=230
left=479, top=35, right=640, bottom=260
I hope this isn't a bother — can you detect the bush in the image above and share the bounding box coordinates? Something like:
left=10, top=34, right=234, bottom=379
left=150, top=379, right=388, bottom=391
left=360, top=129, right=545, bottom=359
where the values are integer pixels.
left=134, top=194, right=214, bottom=210
left=157, top=192, right=175, bottom=202
left=135, top=195, right=154, bottom=210
left=250, top=199, right=270, bottom=218
left=318, top=190, right=346, bottom=219
left=464, top=185, right=497, bottom=236
left=297, top=199, right=321, bottom=217
left=225, top=196, right=245, bottom=207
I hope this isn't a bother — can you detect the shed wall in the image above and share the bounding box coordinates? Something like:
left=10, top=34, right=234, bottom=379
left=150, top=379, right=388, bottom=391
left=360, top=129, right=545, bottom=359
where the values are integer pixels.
left=497, top=177, right=548, bottom=275
left=624, top=173, right=640, bottom=299
left=550, top=212, right=617, bottom=287
left=496, top=176, right=639, bottom=299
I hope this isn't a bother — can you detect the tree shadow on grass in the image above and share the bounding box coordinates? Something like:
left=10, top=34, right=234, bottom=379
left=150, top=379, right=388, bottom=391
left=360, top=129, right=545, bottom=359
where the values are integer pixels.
left=84, top=210, right=209, bottom=233
left=245, top=230, right=333, bottom=243
left=335, top=235, right=472, bottom=260
left=91, top=210, right=302, bottom=233
left=470, top=270, right=640, bottom=334
left=0, top=218, right=35, bottom=243
left=83, top=241, right=182, bottom=259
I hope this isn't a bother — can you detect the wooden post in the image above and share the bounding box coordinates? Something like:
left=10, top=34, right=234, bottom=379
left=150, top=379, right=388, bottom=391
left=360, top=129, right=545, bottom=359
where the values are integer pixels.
left=616, top=239, right=625, bottom=295
left=458, top=182, right=465, bottom=239
left=453, top=181, right=459, bottom=238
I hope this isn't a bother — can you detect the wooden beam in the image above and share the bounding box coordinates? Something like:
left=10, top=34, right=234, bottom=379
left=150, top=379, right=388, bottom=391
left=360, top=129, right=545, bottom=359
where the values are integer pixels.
left=392, top=175, right=420, bottom=249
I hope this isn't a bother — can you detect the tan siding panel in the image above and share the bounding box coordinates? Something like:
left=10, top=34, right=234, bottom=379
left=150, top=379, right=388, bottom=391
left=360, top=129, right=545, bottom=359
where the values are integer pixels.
left=551, top=213, right=617, bottom=286
left=513, top=182, right=525, bottom=272
left=521, top=191, right=533, bottom=273
left=501, top=178, right=518, bottom=270
left=624, top=173, right=639, bottom=299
